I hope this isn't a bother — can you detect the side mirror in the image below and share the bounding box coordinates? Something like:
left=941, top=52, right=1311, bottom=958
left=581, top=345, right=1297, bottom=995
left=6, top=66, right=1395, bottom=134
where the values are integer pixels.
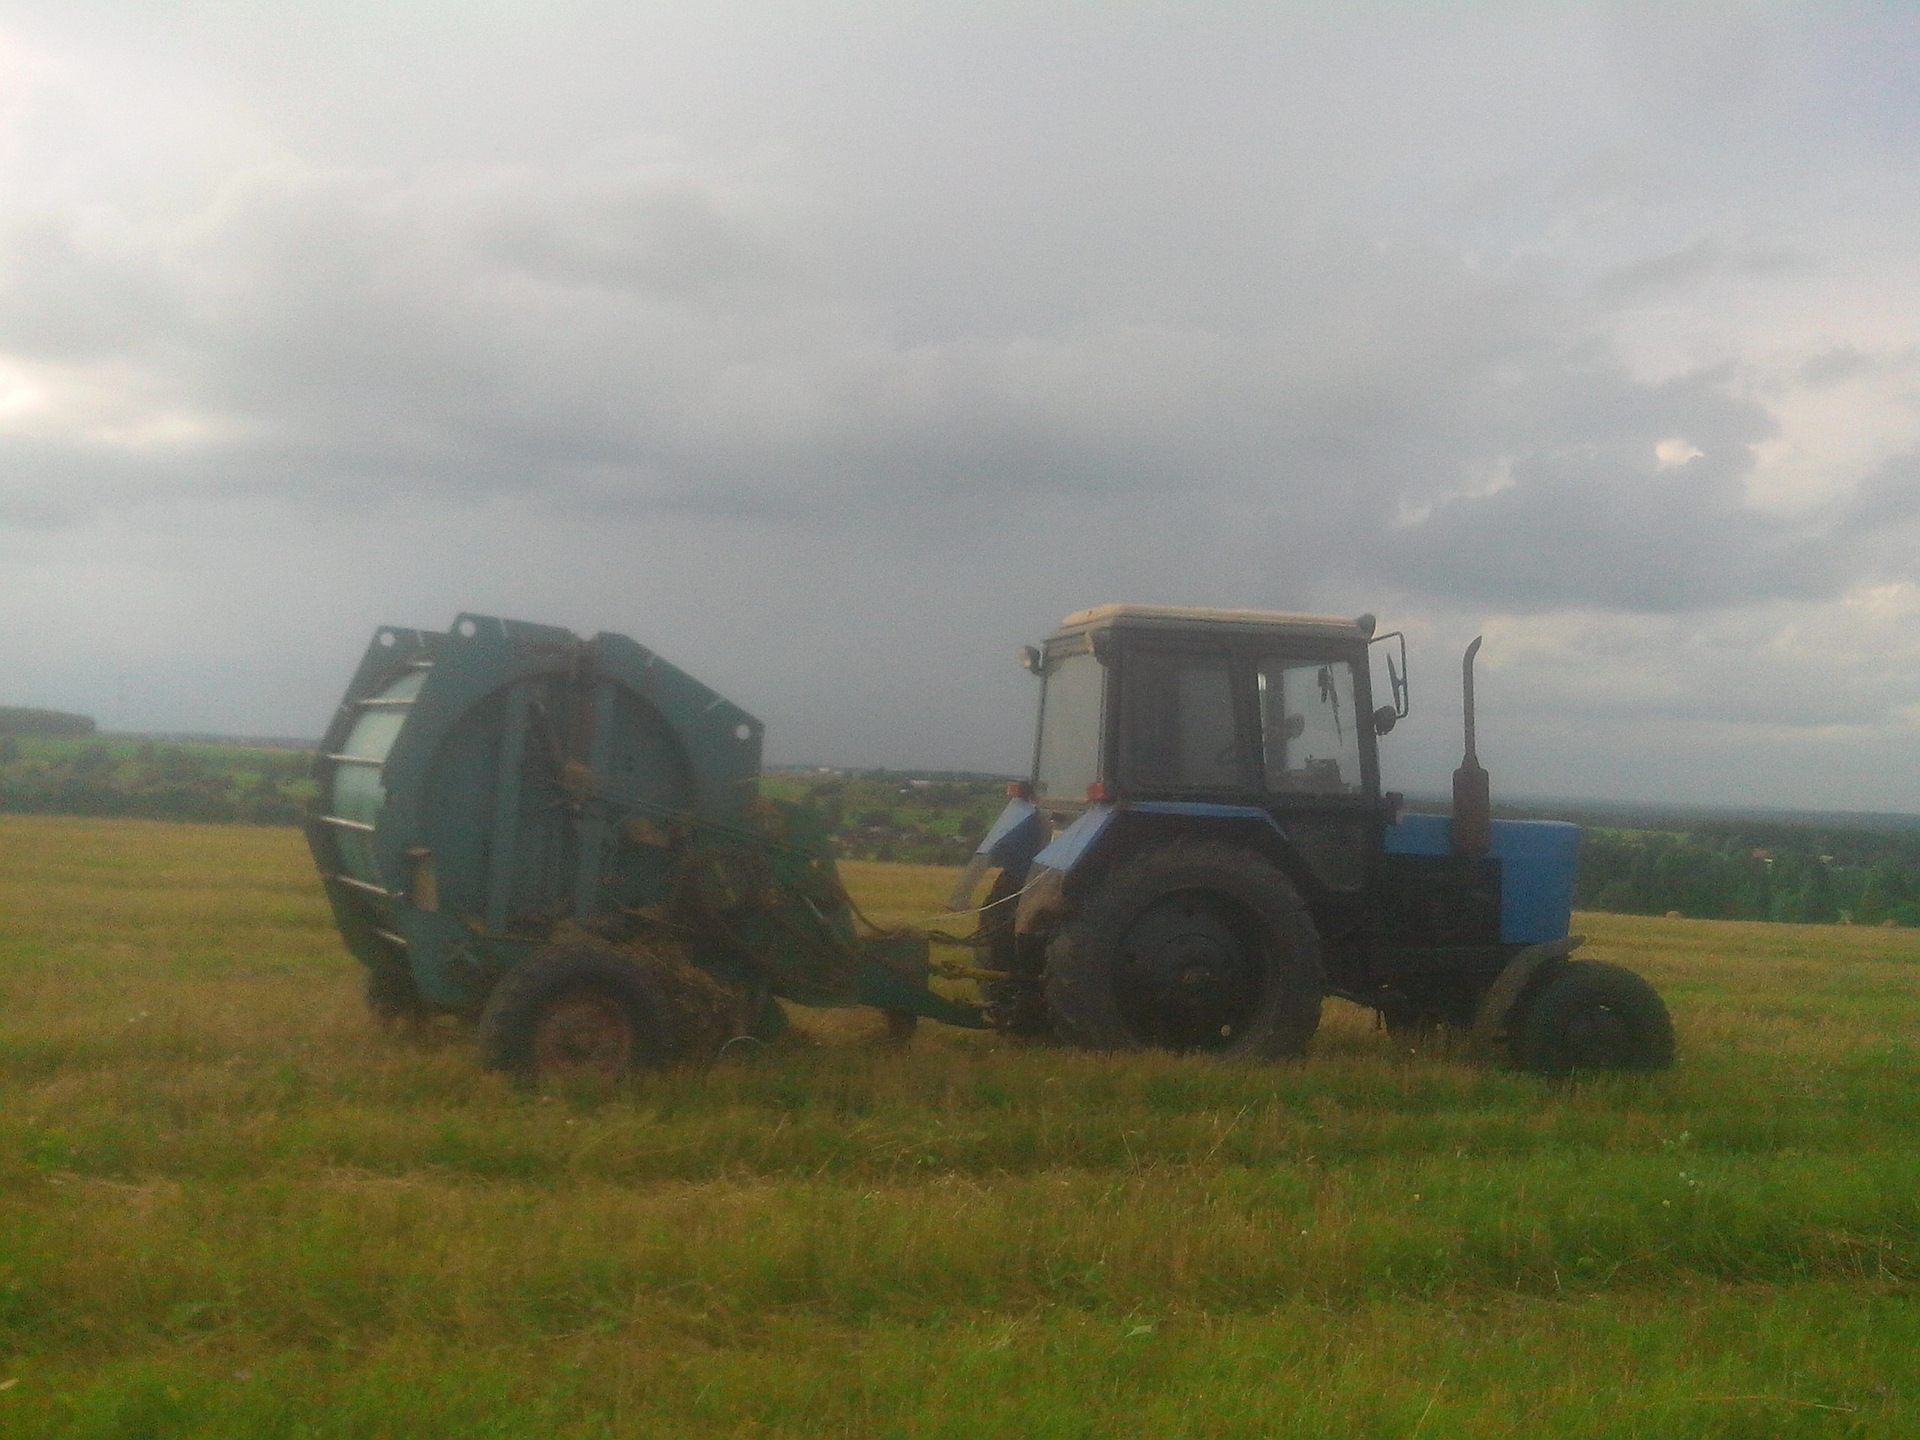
left=1372, top=705, right=1397, bottom=736
left=1020, top=645, right=1043, bottom=673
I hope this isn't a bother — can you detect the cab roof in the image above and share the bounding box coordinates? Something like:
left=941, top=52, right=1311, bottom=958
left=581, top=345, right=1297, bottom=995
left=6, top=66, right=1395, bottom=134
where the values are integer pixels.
left=1052, top=604, right=1371, bottom=642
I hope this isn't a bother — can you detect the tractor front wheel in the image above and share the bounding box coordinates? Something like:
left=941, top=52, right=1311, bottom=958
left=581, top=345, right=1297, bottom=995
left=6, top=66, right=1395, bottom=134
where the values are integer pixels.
left=1044, top=842, right=1323, bottom=1058
left=1513, top=960, right=1674, bottom=1076
left=478, top=942, right=674, bottom=1082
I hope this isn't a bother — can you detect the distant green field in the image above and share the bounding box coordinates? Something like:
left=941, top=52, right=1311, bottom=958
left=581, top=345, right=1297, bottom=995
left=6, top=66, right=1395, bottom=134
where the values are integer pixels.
left=4, top=815, right=1920, bottom=1436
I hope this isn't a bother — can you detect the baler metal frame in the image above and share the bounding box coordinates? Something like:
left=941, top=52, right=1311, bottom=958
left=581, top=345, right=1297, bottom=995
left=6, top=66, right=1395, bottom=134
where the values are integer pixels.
left=307, top=614, right=982, bottom=1058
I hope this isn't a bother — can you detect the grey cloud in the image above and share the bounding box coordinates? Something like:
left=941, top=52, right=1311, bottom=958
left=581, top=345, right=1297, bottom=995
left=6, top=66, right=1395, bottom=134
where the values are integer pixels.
left=1831, top=450, right=1920, bottom=544
left=1799, top=345, right=1880, bottom=387
left=1378, top=366, right=1839, bottom=612
left=5, top=4, right=1920, bottom=806
left=1590, top=240, right=1729, bottom=303
left=0, top=157, right=1891, bottom=621
left=1590, top=240, right=1810, bottom=305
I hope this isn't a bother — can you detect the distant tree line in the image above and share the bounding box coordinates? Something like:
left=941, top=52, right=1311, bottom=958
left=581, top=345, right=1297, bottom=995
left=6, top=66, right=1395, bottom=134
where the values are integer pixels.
left=10, top=741, right=1920, bottom=925
left=786, top=773, right=999, bottom=867
left=1575, top=822, right=1920, bottom=925
left=0, top=707, right=94, bottom=737
left=0, top=739, right=308, bottom=825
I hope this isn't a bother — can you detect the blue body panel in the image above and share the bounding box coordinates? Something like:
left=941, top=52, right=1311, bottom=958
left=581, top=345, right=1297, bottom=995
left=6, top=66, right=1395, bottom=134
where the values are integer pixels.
left=1031, top=803, right=1118, bottom=871
left=1015, top=799, right=1579, bottom=948
left=1130, top=801, right=1285, bottom=831
left=1033, top=800, right=1290, bottom=875
left=975, top=797, right=1050, bottom=875
left=1385, top=813, right=1581, bottom=944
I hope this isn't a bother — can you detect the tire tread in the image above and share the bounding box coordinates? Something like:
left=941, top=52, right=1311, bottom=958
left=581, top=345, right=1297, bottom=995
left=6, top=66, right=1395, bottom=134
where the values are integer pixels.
left=1043, top=840, right=1323, bottom=1058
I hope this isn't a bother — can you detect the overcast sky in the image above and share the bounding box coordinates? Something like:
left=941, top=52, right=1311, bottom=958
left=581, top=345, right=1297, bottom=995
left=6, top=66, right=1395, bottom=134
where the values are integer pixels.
left=3, top=2, right=1920, bottom=808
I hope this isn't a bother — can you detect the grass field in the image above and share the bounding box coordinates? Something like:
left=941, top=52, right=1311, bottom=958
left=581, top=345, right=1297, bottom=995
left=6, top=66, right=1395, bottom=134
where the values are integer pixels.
left=3, top=814, right=1920, bottom=1437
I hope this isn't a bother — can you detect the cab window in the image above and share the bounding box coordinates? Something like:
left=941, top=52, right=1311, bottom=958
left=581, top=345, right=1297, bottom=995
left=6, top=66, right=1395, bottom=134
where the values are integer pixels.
left=1120, top=652, right=1247, bottom=790
left=1034, top=652, right=1105, bottom=803
left=1259, top=660, right=1361, bottom=795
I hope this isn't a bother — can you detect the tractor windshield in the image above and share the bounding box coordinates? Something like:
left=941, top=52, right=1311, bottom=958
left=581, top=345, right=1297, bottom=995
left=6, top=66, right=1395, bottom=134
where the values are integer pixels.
left=1259, top=659, right=1362, bottom=795
left=1034, top=653, right=1105, bottom=803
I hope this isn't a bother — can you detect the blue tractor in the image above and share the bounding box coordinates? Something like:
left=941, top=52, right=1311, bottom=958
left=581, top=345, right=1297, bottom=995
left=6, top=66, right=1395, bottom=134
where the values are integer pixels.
left=955, top=605, right=1673, bottom=1075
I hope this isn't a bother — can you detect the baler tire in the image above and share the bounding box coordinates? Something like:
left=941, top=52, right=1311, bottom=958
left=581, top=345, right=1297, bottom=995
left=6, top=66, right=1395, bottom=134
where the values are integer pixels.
left=976, top=868, right=1051, bottom=1037
left=478, top=942, right=674, bottom=1082
left=1043, top=841, right=1323, bottom=1058
left=882, top=1010, right=919, bottom=1046
left=1513, top=960, right=1674, bottom=1076
left=364, top=963, right=428, bottom=1026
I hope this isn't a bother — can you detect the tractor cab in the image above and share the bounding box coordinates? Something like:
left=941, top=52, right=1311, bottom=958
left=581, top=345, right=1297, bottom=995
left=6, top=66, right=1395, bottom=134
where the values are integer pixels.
left=1017, top=604, right=1404, bottom=909
left=1032, top=605, right=1395, bottom=810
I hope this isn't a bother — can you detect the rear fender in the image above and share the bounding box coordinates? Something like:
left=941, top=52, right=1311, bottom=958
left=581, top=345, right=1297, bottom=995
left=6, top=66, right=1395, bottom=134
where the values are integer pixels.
left=1014, top=803, right=1309, bottom=934
left=947, top=797, right=1051, bottom=910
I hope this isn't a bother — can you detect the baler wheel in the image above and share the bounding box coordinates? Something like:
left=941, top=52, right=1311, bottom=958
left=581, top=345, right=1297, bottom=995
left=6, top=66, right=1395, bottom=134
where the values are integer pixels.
left=882, top=1010, right=919, bottom=1046
left=1044, top=842, right=1323, bottom=1058
left=1513, top=960, right=1674, bottom=1076
left=363, top=963, right=428, bottom=1027
left=478, top=943, right=673, bottom=1082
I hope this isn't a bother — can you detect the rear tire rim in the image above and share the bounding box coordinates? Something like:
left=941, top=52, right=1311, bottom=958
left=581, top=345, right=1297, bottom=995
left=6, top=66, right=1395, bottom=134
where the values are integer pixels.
left=1114, top=893, right=1263, bottom=1051
left=1561, top=1002, right=1633, bottom=1067
left=532, top=989, right=635, bottom=1078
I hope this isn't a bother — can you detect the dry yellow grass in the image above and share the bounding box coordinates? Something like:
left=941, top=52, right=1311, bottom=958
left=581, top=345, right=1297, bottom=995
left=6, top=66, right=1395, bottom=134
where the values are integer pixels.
left=3, top=815, right=1920, bottom=1437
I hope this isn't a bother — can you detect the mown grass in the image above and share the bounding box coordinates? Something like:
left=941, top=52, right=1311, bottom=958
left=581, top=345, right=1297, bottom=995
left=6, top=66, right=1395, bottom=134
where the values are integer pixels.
left=3, top=815, right=1920, bottom=1436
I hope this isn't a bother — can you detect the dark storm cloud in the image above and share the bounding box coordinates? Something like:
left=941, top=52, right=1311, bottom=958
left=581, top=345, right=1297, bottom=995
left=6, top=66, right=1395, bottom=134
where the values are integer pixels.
left=0, top=153, right=1871, bottom=621
left=1376, top=366, right=1853, bottom=612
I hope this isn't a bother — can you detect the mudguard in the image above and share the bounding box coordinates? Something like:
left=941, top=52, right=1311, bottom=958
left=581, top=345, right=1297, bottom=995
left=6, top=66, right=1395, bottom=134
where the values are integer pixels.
left=1469, top=934, right=1585, bottom=1055
left=946, top=796, right=1051, bottom=910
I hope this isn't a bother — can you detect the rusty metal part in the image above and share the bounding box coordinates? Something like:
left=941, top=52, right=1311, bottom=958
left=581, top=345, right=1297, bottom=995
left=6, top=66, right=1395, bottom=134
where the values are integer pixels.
left=1470, top=934, right=1584, bottom=1058
left=531, top=988, right=635, bottom=1077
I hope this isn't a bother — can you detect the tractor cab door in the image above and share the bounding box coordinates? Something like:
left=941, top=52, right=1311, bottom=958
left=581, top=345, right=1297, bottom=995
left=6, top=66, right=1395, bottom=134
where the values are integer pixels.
left=1116, top=648, right=1251, bottom=793
left=1107, top=639, right=1383, bottom=898
left=1252, top=654, right=1377, bottom=894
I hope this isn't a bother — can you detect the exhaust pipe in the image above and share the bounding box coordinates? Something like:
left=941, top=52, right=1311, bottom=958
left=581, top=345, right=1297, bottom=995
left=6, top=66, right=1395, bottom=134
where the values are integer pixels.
left=1452, top=636, right=1491, bottom=858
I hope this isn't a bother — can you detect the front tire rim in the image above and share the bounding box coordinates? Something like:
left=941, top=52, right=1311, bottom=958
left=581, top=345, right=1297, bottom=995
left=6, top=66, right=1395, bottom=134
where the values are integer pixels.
left=532, top=989, right=635, bottom=1078
left=1114, top=893, right=1263, bottom=1051
left=1561, top=1003, right=1633, bottom=1068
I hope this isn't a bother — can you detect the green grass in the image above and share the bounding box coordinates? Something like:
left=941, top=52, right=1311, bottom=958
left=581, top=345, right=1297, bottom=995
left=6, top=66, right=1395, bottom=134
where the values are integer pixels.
left=4, top=816, right=1920, bottom=1436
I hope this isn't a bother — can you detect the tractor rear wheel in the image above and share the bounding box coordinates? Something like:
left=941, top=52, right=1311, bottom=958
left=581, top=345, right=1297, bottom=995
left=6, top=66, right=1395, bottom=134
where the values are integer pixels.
left=1043, top=842, right=1322, bottom=1058
left=1513, top=960, right=1674, bottom=1076
left=478, top=942, right=674, bottom=1082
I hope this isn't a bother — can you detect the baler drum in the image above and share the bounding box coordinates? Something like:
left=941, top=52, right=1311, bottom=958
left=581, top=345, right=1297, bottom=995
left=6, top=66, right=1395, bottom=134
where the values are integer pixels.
left=324, top=667, right=427, bottom=891
left=407, top=678, right=700, bottom=934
